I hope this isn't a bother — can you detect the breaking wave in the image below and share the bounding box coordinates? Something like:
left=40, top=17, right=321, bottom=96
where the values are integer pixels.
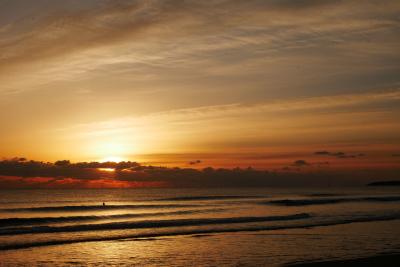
left=265, top=196, right=400, bottom=206
left=1, top=204, right=200, bottom=212
left=0, top=208, right=227, bottom=228
left=157, top=195, right=264, bottom=201
left=1, top=212, right=400, bottom=251
left=0, top=213, right=311, bottom=236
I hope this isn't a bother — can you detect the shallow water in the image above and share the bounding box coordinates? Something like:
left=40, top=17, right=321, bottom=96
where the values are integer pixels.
left=0, top=187, right=400, bottom=266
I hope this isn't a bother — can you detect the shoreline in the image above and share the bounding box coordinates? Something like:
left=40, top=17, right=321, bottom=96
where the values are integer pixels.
left=287, top=253, right=400, bottom=266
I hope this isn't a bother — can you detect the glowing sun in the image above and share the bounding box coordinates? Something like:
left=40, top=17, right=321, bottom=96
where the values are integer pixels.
left=100, top=156, right=124, bottom=163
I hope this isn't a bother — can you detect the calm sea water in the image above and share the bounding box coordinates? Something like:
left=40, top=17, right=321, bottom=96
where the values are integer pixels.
left=0, top=187, right=400, bottom=266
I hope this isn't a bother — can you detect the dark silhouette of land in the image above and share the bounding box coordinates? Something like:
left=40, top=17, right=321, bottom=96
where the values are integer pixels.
left=367, top=180, right=400, bottom=187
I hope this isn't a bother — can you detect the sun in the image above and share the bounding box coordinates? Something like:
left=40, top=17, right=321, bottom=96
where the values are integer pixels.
left=94, top=143, right=128, bottom=163
left=100, top=156, right=124, bottom=163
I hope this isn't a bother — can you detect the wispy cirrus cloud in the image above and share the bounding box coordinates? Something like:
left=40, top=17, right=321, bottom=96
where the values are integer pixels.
left=1, top=0, right=400, bottom=164
left=46, top=89, right=400, bottom=161
left=1, top=0, right=399, bottom=95
left=60, top=89, right=400, bottom=135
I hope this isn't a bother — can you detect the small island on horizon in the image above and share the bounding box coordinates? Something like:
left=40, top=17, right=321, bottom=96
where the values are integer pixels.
left=367, top=181, right=400, bottom=187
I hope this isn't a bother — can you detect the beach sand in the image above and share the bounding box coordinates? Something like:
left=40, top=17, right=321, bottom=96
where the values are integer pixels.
left=288, top=254, right=400, bottom=266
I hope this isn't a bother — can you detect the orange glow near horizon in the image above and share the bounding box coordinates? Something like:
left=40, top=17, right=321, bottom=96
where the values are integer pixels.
left=98, top=168, right=116, bottom=172
left=0, top=175, right=167, bottom=189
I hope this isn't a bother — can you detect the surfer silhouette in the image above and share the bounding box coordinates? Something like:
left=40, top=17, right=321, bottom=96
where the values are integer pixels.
left=103, top=202, right=105, bottom=206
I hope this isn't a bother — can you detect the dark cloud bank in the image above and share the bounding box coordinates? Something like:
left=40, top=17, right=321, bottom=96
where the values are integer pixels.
left=0, top=158, right=399, bottom=189
left=314, top=151, right=365, bottom=159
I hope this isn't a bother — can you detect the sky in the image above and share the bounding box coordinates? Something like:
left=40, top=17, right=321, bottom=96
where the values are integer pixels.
left=1, top=0, right=400, bottom=177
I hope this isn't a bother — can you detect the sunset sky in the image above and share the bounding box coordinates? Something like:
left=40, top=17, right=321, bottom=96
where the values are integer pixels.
left=1, top=0, right=400, bottom=172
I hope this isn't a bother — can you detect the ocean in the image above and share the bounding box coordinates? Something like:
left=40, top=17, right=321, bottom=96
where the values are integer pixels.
left=0, top=187, right=400, bottom=266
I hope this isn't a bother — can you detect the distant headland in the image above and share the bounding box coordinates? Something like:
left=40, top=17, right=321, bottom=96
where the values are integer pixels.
left=367, top=181, right=400, bottom=187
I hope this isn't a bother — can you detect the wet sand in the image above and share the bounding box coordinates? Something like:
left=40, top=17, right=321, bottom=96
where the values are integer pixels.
left=288, top=254, right=400, bottom=266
